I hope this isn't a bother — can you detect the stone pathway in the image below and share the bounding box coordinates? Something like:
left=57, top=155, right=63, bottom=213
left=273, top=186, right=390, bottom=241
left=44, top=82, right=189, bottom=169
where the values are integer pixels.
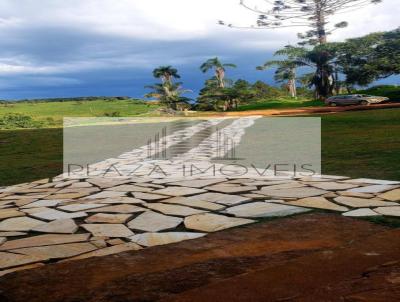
left=0, top=117, right=399, bottom=276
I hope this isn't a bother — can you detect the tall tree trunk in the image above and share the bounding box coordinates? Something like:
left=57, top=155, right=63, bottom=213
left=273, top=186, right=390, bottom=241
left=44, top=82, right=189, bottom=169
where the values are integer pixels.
left=315, top=0, right=327, bottom=44
left=216, top=68, right=225, bottom=88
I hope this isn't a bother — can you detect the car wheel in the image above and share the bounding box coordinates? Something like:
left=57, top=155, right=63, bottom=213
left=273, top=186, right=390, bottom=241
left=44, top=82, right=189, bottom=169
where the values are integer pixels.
left=329, top=102, right=337, bottom=107
left=360, top=100, right=369, bottom=106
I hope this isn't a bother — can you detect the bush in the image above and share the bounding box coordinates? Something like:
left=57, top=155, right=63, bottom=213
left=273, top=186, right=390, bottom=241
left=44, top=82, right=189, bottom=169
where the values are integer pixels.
left=103, top=111, right=121, bottom=117
left=357, top=85, right=400, bottom=101
left=0, top=113, right=42, bottom=129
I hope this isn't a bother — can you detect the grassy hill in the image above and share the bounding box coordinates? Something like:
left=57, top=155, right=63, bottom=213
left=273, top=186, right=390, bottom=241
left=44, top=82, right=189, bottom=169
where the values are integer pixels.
left=0, top=98, right=160, bottom=129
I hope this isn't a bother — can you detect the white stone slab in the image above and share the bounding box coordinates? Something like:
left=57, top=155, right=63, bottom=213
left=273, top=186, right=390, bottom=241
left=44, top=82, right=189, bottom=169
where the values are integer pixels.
left=286, top=197, right=349, bottom=212
left=347, top=185, right=398, bottom=194
left=30, top=208, right=87, bottom=221
left=187, top=192, right=250, bottom=206
left=128, top=211, right=182, bottom=232
left=342, top=209, right=380, bottom=217
left=224, top=202, right=311, bottom=218
left=31, top=219, right=78, bottom=234
left=184, top=213, right=254, bottom=232
left=130, top=232, right=205, bottom=247
left=374, top=206, right=400, bottom=217
left=145, top=203, right=206, bottom=217
left=86, top=204, right=146, bottom=214
left=151, top=186, right=207, bottom=197
left=81, top=224, right=134, bottom=237
left=334, top=196, right=398, bottom=208
left=0, top=217, right=45, bottom=231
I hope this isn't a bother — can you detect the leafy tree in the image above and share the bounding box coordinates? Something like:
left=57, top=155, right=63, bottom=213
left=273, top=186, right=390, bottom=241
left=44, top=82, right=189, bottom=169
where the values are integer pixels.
left=221, top=0, right=382, bottom=45
left=152, top=66, right=181, bottom=84
left=252, top=81, right=283, bottom=99
left=146, top=66, right=190, bottom=111
left=145, top=82, right=191, bottom=111
left=200, top=57, right=237, bottom=88
left=257, top=46, right=307, bottom=98
left=221, top=0, right=383, bottom=99
left=334, top=28, right=400, bottom=86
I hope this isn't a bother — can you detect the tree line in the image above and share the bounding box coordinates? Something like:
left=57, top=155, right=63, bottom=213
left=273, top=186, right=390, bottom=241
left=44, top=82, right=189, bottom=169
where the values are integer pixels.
left=145, top=27, right=399, bottom=111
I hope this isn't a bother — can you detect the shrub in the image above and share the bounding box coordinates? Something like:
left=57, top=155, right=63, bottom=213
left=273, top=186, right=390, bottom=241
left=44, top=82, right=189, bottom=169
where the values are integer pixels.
left=0, top=113, right=42, bottom=129
left=357, top=85, right=400, bottom=101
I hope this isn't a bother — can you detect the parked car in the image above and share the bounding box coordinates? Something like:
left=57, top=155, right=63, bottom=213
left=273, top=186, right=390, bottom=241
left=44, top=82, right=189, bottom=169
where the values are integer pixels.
left=325, top=94, right=389, bottom=106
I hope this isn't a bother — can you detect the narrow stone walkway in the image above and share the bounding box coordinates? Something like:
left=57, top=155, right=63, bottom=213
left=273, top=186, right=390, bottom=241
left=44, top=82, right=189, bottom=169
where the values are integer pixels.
left=0, top=117, right=399, bottom=275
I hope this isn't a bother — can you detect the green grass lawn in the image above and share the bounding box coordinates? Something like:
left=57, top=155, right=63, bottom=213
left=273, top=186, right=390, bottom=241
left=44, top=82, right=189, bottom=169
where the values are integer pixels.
left=0, top=99, right=160, bottom=128
left=234, top=98, right=324, bottom=111
left=0, top=108, right=399, bottom=186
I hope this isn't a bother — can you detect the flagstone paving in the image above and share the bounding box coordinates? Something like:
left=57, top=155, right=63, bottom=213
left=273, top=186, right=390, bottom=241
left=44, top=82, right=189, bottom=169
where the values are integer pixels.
left=0, top=116, right=399, bottom=275
left=1, top=175, right=400, bottom=274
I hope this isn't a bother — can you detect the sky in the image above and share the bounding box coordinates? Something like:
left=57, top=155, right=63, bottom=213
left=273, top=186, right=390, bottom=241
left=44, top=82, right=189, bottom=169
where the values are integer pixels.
left=0, top=0, right=398, bottom=100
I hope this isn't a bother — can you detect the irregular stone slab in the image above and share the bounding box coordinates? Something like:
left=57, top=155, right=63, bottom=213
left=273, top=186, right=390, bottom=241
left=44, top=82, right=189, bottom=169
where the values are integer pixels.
left=0, top=237, right=6, bottom=245
left=0, top=217, right=45, bottom=231
left=374, top=206, right=400, bottom=217
left=14, top=198, right=40, bottom=207
left=162, top=197, right=225, bottom=211
left=69, top=182, right=94, bottom=188
left=131, top=192, right=170, bottom=201
left=65, top=242, right=142, bottom=261
left=258, top=187, right=328, bottom=199
left=0, top=233, right=90, bottom=250
left=145, top=203, right=206, bottom=217
left=188, top=192, right=250, bottom=206
left=87, top=178, right=131, bottom=189
left=107, top=239, right=125, bottom=245
left=224, top=202, right=311, bottom=218
left=46, top=192, right=92, bottom=200
left=21, top=199, right=62, bottom=208
left=128, top=211, right=182, bottom=232
left=106, top=185, right=154, bottom=193
left=308, top=182, right=359, bottom=191
left=347, top=184, right=398, bottom=194
left=81, top=224, right=134, bottom=238
left=260, top=182, right=305, bottom=190
left=242, top=180, right=294, bottom=187
left=334, top=196, right=398, bottom=208
left=378, top=189, right=400, bottom=202
left=57, top=203, right=106, bottom=212
left=86, top=191, right=127, bottom=199
left=30, top=208, right=87, bottom=221
left=341, top=178, right=400, bottom=185
left=168, top=179, right=227, bottom=188
left=11, top=242, right=97, bottom=260
left=342, top=209, right=380, bottom=217
left=204, top=185, right=257, bottom=194
left=337, top=191, right=375, bottom=199
left=85, top=213, right=132, bottom=224
left=152, top=186, right=207, bottom=197
left=0, top=208, right=25, bottom=219
left=286, top=197, right=349, bottom=212
left=98, top=197, right=145, bottom=204
left=0, top=252, right=44, bottom=269
left=31, top=219, right=78, bottom=234
left=56, top=187, right=100, bottom=194
left=86, top=204, right=146, bottom=214
left=184, top=213, right=254, bottom=232
left=0, top=232, right=26, bottom=237
left=130, top=232, right=205, bottom=247
left=0, top=263, right=44, bottom=277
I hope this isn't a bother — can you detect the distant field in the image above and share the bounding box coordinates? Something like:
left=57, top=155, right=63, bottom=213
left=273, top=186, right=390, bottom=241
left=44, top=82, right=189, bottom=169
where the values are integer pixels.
left=0, top=108, right=399, bottom=186
left=0, top=99, right=160, bottom=128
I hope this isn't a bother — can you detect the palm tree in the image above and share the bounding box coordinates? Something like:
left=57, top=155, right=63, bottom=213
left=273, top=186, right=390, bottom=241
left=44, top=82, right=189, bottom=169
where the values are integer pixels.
left=145, top=82, right=191, bottom=111
left=152, top=66, right=181, bottom=85
left=200, top=57, right=236, bottom=88
left=257, top=46, right=307, bottom=98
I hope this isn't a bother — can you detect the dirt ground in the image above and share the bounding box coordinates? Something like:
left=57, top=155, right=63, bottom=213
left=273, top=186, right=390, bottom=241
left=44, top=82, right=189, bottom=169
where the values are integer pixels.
left=1, top=213, right=399, bottom=302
